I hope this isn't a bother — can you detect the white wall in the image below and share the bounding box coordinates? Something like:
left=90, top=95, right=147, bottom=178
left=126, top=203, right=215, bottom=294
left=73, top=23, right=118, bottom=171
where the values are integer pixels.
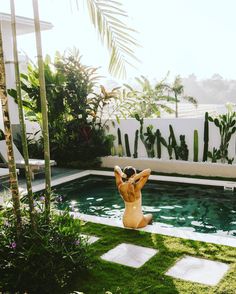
left=0, top=21, right=20, bottom=129
left=105, top=118, right=236, bottom=162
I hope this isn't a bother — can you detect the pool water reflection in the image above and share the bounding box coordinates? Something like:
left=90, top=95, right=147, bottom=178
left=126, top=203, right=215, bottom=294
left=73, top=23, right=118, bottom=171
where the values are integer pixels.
left=54, top=176, right=236, bottom=237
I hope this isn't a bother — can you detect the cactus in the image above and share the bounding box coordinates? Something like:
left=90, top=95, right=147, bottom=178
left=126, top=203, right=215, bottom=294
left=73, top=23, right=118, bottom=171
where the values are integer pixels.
left=169, top=124, right=179, bottom=159
left=111, top=146, right=116, bottom=156
left=208, top=110, right=236, bottom=163
left=124, top=134, right=131, bottom=157
left=135, top=114, right=155, bottom=157
left=144, top=125, right=155, bottom=157
left=117, top=128, right=123, bottom=157
left=203, top=112, right=209, bottom=162
left=156, top=129, right=162, bottom=159
left=117, top=128, right=122, bottom=145
left=133, top=129, right=139, bottom=158
left=193, top=129, right=198, bottom=162
left=208, top=148, right=221, bottom=163
left=177, top=135, right=189, bottom=161
left=160, top=135, right=173, bottom=159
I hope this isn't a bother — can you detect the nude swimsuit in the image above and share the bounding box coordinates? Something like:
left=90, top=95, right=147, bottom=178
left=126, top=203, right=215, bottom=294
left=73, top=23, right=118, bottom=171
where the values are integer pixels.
left=122, top=197, right=145, bottom=228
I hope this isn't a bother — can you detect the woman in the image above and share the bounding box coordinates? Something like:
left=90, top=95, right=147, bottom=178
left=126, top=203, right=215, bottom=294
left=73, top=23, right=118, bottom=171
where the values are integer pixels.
left=114, top=165, right=153, bottom=229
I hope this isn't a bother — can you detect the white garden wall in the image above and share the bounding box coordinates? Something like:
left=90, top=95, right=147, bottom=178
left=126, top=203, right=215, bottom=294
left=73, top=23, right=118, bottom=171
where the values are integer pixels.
left=104, top=118, right=236, bottom=163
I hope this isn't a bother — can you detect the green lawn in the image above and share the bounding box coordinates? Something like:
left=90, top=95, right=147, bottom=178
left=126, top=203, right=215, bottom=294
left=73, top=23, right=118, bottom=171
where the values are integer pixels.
left=69, top=222, right=236, bottom=294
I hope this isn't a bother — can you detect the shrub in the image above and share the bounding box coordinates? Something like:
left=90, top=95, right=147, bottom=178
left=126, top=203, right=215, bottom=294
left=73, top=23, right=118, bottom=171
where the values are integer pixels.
left=0, top=208, right=92, bottom=294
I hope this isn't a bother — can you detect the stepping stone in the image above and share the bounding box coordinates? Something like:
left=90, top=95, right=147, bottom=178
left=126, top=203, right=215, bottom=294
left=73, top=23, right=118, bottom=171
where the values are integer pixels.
left=80, top=234, right=100, bottom=245
left=166, top=255, right=229, bottom=286
left=101, top=243, right=158, bottom=268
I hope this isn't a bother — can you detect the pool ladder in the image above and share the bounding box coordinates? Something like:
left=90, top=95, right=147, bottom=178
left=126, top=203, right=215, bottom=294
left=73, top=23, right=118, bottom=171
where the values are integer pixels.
left=223, top=183, right=235, bottom=191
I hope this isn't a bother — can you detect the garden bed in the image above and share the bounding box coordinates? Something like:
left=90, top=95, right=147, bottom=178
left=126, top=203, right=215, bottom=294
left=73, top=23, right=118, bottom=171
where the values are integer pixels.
left=101, top=156, right=236, bottom=178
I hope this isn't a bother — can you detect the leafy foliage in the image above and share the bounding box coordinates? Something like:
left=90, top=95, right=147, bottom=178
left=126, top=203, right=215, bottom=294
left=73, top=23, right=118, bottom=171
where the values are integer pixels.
left=164, top=75, right=198, bottom=118
left=0, top=207, right=92, bottom=293
left=0, top=129, right=4, bottom=140
left=208, top=107, right=236, bottom=163
left=124, top=75, right=175, bottom=118
left=18, top=49, right=118, bottom=167
left=85, top=0, right=139, bottom=78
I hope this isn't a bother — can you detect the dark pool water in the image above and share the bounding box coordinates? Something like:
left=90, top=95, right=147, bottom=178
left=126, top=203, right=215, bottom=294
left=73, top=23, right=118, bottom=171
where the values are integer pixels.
left=53, top=176, right=236, bottom=237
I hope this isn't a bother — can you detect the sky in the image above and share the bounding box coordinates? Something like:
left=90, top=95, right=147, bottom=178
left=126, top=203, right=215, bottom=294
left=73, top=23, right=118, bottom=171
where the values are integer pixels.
left=1, top=0, right=236, bottom=83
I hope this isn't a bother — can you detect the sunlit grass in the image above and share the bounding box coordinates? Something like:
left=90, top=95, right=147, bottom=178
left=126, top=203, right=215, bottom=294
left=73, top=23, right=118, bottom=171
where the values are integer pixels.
left=68, top=222, right=236, bottom=294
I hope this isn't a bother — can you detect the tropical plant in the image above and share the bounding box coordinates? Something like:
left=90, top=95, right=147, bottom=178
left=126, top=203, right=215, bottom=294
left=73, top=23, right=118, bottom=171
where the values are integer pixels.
left=193, top=129, right=198, bottom=162
left=135, top=114, right=156, bottom=157
left=0, top=207, right=92, bottom=293
left=203, top=112, right=209, bottom=162
left=169, top=124, right=179, bottom=159
left=84, top=0, right=139, bottom=78
left=176, top=135, right=189, bottom=161
left=124, top=134, right=131, bottom=157
left=18, top=50, right=114, bottom=167
left=156, top=129, right=162, bottom=159
left=117, top=127, right=123, bottom=157
left=0, top=129, right=4, bottom=140
left=133, top=129, right=139, bottom=158
left=124, top=75, right=175, bottom=118
left=160, top=134, right=173, bottom=160
left=165, top=75, right=198, bottom=118
left=208, top=107, right=236, bottom=163
left=208, top=147, right=221, bottom=163
left=143, top=125, right=156, bottom=158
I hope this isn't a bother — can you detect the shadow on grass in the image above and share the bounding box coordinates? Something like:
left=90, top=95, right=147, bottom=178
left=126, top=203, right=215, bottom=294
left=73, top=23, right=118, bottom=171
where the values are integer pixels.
left=66, top=223, right=180, bottom=294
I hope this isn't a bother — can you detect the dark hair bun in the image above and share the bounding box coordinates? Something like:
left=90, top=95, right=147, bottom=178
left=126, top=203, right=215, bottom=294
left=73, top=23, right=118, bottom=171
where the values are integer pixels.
left=123, top=166, right=136, bottom=178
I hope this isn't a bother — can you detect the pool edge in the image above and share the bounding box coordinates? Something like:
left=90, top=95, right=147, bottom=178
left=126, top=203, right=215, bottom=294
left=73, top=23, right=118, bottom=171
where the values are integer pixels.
left=28, top=169, right=236, bottom=248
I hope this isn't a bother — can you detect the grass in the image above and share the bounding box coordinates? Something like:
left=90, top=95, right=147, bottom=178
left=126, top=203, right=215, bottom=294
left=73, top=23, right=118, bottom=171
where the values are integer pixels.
left=68, top=222, right=236, bottom=294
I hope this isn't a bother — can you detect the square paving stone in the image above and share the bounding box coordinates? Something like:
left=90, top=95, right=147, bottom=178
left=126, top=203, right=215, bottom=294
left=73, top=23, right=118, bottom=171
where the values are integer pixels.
left=166, top=255, right=229, bottom=286
left=101, top=243, right=158, bottom=268
left=80, top=234, right=100, bottom=245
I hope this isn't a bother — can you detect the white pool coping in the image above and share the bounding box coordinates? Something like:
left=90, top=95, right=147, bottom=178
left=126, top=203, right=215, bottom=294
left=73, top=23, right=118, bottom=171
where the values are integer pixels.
left=20, top=169, right=236, bottom=248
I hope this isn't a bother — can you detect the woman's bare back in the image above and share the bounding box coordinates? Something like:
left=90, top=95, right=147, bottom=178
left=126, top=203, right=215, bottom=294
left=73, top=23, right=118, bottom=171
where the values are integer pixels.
left=118, top=181, right=140, bottom=202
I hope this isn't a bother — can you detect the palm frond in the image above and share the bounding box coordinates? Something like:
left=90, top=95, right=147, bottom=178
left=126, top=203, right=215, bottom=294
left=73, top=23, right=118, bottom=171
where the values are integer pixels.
left=85, top=0, right=139, bottom=78
left=183, top=95, right=198, bottom=106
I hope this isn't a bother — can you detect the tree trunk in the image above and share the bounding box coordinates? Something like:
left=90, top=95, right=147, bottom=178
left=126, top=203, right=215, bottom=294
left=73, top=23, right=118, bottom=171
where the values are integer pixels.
left=175, top=93, right=178, bottom=118
left=10, top=0, right=36, bottom=230
left=32, top=0, right=51, bottom=220
left=0, top=26, right=22, bottom=234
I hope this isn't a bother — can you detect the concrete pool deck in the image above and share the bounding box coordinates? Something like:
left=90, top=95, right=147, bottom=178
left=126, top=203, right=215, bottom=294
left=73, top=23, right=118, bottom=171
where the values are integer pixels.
left=1, top=167, right=236, bottom=248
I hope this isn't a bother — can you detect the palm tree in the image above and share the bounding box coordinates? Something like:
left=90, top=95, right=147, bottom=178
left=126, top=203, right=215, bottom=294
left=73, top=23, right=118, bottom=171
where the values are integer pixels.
left=10, top=0, right=36, bottom=230
left=168, top=75, right=198, bottom=118
left=124, top=75, right=176, bottom=118
left=0, top=27, right=22, bottom=234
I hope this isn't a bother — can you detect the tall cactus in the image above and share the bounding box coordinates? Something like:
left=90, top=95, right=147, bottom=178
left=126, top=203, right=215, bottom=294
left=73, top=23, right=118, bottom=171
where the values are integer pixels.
left=178, top=135, right=189, bottom=160
left=124, top=134, right=131, bottom=157
left=160, top=135, right=173, bottom=159
left=156, top=129, right=162, bottom=159
left=193, top=129, right=198, bottom=162
left=208, top=110, right=236, bottom=163
left=133, top=129, right=139, bottom=158
left=117, top=128, right=123, bottom=157
left=169, top=124, right=179, bottom=159
left=203, top=112, right=209, bottom=162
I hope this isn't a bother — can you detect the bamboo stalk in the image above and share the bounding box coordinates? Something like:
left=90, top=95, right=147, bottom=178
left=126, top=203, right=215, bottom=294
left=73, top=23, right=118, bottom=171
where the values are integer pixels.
left=32, top=0, right=51, bottom=220
left=0, top=25, right=22, bottom=234
left=10, top=0, right=36, bottom=230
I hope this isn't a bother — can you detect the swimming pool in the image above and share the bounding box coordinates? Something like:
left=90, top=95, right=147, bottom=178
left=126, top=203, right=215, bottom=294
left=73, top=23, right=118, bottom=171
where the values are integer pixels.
left=54, top=175, right=236, bottom=237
